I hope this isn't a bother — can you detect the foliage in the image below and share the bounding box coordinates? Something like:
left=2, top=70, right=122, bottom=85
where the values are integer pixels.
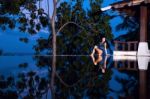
left=115, top=8, right=140, bottom=41
left=0, top=49, right=3, bottom=55
left=0, top=55, right=138, bottom=98
left=0, top=56, right=115, bottom=99
left=0, top=0, right=48, bottom=34
left=35, top=0, right=113, bottom=54
left=0, top=0, right=113, bottom=54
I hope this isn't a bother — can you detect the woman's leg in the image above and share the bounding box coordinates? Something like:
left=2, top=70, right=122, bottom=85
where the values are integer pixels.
left=95, top=47, right=103, bottom=55
left=90, top=45, right=97, bottom=56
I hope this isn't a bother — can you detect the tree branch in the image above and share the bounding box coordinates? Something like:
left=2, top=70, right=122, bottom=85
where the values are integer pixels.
left=50, top=21, right=94, bottom=47
left=47, top=0, right=50, bottom=17
left=39, top=0, right=41, bottom=9
left=55, top=71, right=92, bottom=87
left=52, top=0, right=57, bottom=20
left=56, top=21, right=86, bottom=35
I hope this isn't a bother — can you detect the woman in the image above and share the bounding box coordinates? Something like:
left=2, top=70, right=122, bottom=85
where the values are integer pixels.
left=90, top=37, right=108, bottom=73
left=90, top=37, right=107, bottom=56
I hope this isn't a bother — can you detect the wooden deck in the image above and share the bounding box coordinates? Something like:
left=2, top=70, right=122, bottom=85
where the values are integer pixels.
left=113, top=41, right=150, bottom=70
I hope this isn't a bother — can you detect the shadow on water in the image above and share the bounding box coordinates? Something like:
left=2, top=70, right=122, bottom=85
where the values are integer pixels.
left=0, top=55, right=149, bottom=99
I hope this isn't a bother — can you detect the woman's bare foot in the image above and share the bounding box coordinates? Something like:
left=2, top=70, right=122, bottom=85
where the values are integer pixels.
left=94, top=62, right=97, bottom=65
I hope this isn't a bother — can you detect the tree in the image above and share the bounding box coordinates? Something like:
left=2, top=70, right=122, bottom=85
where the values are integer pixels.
left=115, top=7, right=150, bottom=47
left=115, top=8, right=140, bottom=41
left=0, top=0, right=113, bottom=54
left=35, top=0, right=113, bottom=55
left=0, top=55, right=114, bottom=98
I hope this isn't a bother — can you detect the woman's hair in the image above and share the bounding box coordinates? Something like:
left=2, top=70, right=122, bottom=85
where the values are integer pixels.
left=101, top=34, right=105, bottom=38
left=100, top=34, right=106, bottom=42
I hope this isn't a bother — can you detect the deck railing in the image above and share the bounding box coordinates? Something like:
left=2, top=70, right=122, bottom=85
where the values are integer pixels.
left=114, top=41, right=139, bottom=51
left=114, top=41, right=139, bottom=71
left=114, top=61, right=138, bottom=71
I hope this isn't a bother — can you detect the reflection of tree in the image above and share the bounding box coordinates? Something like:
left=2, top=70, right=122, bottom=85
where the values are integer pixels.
left=0, top=50, right=3, bottom=55
left=13, top=56, right=111, bottom=99
left=0, top=55, right=140, bottom=98
left=51, top=55, right=56, bottom=99
left=18, top=63, right=28, bottom=68
left=53, top=56, right=113, bottom=98
left=0, top=70, right=49, bottom=99
left=108, top=68, right=138, bottom=98
left=115, top=76, right=137, bottom=96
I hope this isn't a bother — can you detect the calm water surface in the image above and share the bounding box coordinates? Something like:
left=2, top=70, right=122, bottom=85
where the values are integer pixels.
left=0, top=55, right=149, bottom=99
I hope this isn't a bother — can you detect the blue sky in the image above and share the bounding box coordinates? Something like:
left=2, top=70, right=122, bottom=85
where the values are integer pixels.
left=0, top=0, right=126, bottom=53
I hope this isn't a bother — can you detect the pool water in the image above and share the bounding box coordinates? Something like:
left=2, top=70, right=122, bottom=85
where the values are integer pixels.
left=0, top=55, right=149, bottom=99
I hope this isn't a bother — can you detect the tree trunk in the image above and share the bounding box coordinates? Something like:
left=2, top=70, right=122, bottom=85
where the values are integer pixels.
left=51, top=19, right=56, bottom=99
left=51, top=21, right=56, bottom=56
left=50, top=1, right=57, bottom=98
left=51, top=0, right=57, bottom=56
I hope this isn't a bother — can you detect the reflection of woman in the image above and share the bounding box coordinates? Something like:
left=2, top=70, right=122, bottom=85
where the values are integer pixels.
left=90, top=37, right=107, bottom=56
left=91, top=55, right=108, bottom=73
left=100, top=55, right=107, bottom=73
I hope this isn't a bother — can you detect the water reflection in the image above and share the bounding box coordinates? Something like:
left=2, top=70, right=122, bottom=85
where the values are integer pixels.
left=91, top=55, right=109, bottom=73
left=0, top=55, right=149, bottom=98
left=0, top=56, right=49, bottom=98
left=113, top=56, right=150, bottom=99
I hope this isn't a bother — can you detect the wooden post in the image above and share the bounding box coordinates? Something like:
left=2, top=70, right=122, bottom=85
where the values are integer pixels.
left=140, top=6, right=148, bottom=42
left=127, top=42, right=131, bottom=51
left=133, top=62, right=137, bottom=70
left=114, top=61, right=118, bottom=68
left=127, top=61, right=130, bottom=69
left=139, top=70, right=147, bottom=99
left=145, top=0, right=150, bottom=3
left=114, top=41, right=118, bottom=51
left=122, top=43, right=125, bottom=51
left=134, top=42, right=137, bottom=50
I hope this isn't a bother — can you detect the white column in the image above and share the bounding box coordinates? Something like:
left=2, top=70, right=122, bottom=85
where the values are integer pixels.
left=137, top=42, right=150, bottom=56
left=137, top=56, right=150, bottom=70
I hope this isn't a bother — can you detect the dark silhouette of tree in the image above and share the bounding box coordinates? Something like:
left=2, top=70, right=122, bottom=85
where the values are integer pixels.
left=34, top=0, right=113, bottom=55
left=0, top=0, right=114, bottom=55
left=0, top=54, right=139, bottom=99
left=115, top=8, right=141, bottom=41
left=0, top=0, right=48, bottom=33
